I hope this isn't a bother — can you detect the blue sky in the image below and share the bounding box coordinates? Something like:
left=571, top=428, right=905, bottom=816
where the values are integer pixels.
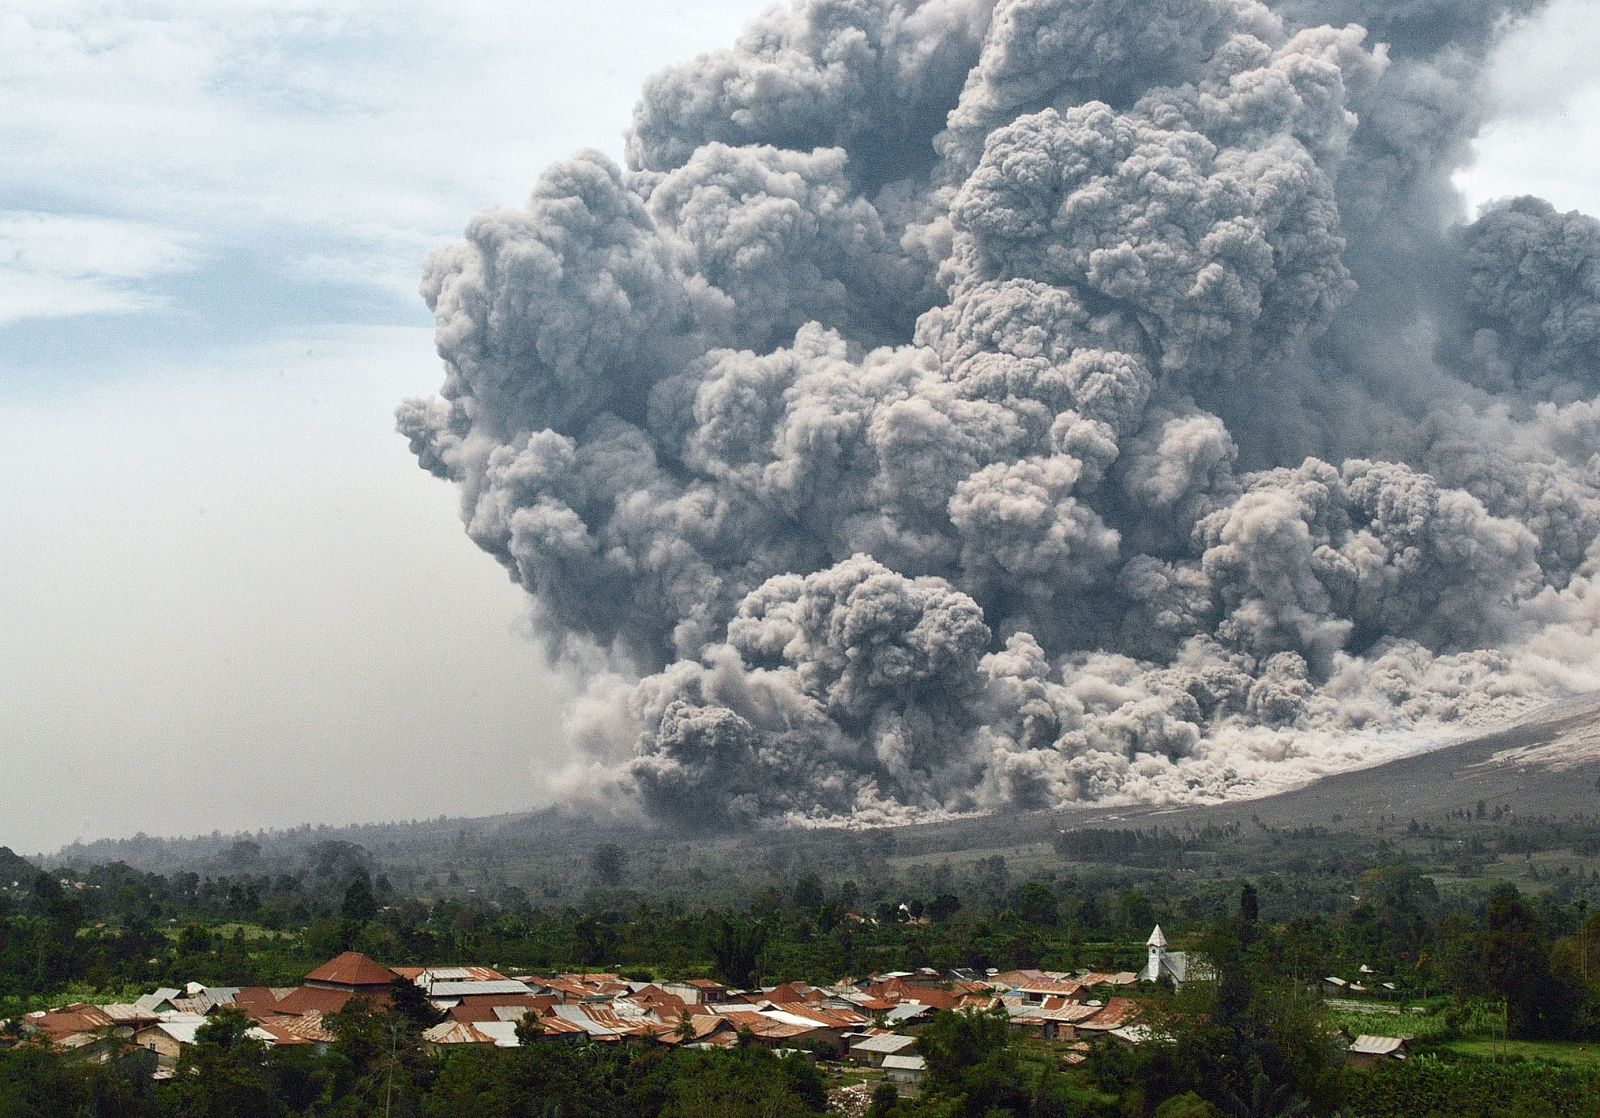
left=3, top=0, right=1598, bottom=852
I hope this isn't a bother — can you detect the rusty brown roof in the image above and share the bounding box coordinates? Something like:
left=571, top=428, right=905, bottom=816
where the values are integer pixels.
left=447, top=995, right=556, bottom=1023
left=1075, top=998, right=1141, bottom=1031
left=714, top=1010, right=812, bottom=1039
left=423, top=1021, right=495, bottom=1046
left=231, top=988, right=285, bottom=1020
left=31, top=1005, right=113, bottom=1040
left=304, top=951, right=397, bottom=989
left=274, top=986, right=358, bottom=1016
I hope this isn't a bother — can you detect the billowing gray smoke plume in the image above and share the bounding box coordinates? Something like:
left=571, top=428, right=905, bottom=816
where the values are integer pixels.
left=400, top=0, right=1600, bottom=829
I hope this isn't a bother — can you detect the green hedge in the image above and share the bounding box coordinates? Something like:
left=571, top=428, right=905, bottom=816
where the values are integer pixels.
left=1342, top=1054, right=1600, bottom=1118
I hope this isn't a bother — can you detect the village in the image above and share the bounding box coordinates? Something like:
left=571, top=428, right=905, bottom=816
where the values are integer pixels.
left=2, top=925, right=1414, bottom=1102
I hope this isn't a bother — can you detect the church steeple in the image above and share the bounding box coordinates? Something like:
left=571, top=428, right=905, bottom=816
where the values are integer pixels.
left=1144, top=924, right=1167, bottom=981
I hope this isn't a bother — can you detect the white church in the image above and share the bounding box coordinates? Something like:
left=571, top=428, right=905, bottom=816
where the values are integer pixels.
left=1141, top=925, right=1213, bottom=987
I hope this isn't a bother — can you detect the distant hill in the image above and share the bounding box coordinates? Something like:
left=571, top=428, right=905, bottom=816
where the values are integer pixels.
left=0, top=845, right=39, bottom=887
left=39, top=694, right=1600, bottom=904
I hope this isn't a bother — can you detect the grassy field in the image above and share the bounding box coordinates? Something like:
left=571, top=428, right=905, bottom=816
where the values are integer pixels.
left=1326, top=1003, right=1454, bottom=1042
left=1447, top=1039, right=1600, bottom=1068
left=0, top=983, right=149, bottom=1017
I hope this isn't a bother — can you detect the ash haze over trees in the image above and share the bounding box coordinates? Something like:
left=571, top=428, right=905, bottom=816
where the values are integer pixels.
left=399, top=0, right=1600, bottom=830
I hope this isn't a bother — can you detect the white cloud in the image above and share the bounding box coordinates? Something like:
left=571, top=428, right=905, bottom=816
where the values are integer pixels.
left=0, top=211, right=198, bottom=324
left=1455, top=0, right=1600, bottom=217
left=0, top=0, right=768, bottom=326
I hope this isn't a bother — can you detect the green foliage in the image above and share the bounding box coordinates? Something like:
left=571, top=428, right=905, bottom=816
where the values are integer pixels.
left=0, top=1044, right=157, bottom=1118
left=164, top=1007, right=287, bottom=1118
left=423, top=1042, right=824, bottom=1118
left=706, top=914, right=768, bottom=988
left=341, top=874, right=379, bottom=924
left=1154, top=1092, right=1225, bottom=1118
left=1323, top=1006, right=1453, bottom=1043
left=390, top=975, right=446, bottom=1029
left=1011, top=884, right=1059, bottom=928
left=1340, top=1053, right=1600, bottom=1118
left=1440, top=885, right=1590, bottom=1039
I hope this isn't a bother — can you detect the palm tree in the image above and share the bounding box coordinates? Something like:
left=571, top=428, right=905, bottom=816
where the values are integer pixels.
left=1225, top=1073, right=1309, bottom=1118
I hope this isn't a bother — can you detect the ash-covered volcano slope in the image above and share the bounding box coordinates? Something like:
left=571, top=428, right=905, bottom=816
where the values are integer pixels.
left=399, top=0, right=1600, bottom=829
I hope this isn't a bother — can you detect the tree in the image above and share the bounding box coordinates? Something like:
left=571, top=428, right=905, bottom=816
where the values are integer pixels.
left=1445, top=885, right=1588, bottom=1038
left=1224, top=1073, right=1308, bottom=1118
left=590, top=844, right=627, bottom=887
left=707, top=914, right=768, bottom=989
left=1239, top=882, right=1260, bottom=926
left=916, top=1008, right=1026, bottom=1117
left=1115, top=890, right=1155, bottom=935
left=1012, top=882, right=1059, bottom=927
left=164, top=1007, right=286, bottom=1118
left=790, top=872, right=826, bottom=913
left=389, top=976, right=444, bottom=1029
left=342, top=875, right=379, bottom=923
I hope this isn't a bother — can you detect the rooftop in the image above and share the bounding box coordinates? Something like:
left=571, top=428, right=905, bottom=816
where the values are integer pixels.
left=304, top=951, right=398, bottom=989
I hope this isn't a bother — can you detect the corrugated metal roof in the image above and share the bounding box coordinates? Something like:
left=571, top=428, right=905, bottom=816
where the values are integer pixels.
left=882, top=1055, right=925, bottom=1071
left=884, top=1003, right=932, bottom=1022
left=271, top=1012, right=335, bottom=1043
left=425, top=980, right=534, bottom=998
left=756, top=1009, right=833, bottom=1030
left=714, top=1010, right=812, bottom=1039
left=151, top=1015, right=209, bottom=1045
left=767, top=1004, right=868, bottom=1029
left=850, top=1033, right=918, bottom=1054
left=98, top=1004, right=157, bottom=1024
left=529, top=1013, right=589, bottom=1035
left=549, top=1004, right=636, bottom=1036
left=474, top=1021, right=524, bottom=1047
left=1349, top=1035, right=1406, bottom=1056
left=1011, top=1001, right=1103, bottom=1025
left=448, top=995, right=555, bottom=1023
left=1016, top=978, right=1084, bottom=997
left=135, top=989, right=180, bottom=1013
left=423, top=1021, right=494, bottom=1046
left=247, top=1023, right=311, bottom=1047
left=1075, top=998, right=1141, bottom=1031
left=274, top=987, right=358, bottom=1016
left=30, top=1005, right=114, bottom=1040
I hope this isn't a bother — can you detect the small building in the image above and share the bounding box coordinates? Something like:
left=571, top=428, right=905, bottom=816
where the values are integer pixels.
left=1141, top=926, right=1213, bottom=988
left=1346, top=1035, right=1408, bottom=1068
left=134, top=1015, right=209, bottom=1071
left=847, top=1032, right=918, bottom=1067
left=303, top=951, right=398, bottom=995
left=659, top=979, right=729, bottom=1005
left=882, top=1053, right=926, bottom=1089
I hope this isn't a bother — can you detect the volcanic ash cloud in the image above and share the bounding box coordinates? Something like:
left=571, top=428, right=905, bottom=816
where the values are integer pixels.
left=399, top=0, right=1600, bottom=828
